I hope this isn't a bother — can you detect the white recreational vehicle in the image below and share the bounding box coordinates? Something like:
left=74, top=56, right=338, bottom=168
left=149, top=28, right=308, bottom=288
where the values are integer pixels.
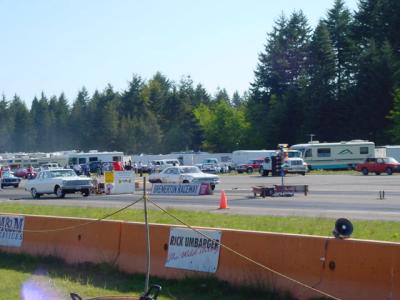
left=67, top=151, right=124, bottom=166
left=290, top=140, right=375, bottom=170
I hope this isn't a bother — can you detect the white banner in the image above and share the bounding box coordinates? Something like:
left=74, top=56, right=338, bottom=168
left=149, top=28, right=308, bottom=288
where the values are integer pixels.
left=0, top=215, right=24, bottom=247
left=151, top=183, right=200, bottom=195
left=165, top=227, right=221, bottom=273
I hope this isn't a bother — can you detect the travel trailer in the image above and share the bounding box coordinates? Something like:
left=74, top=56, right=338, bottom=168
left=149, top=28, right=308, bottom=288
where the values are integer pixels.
left=67, top=151, right=124, bottom=166
left=290, top=140, right=375, bottom=170
left=231, top=150, right=276, bottom=168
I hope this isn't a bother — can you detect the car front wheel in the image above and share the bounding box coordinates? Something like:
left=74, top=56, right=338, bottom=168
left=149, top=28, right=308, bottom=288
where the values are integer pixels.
left=55, top=186, right=65, bottom=198
left=31, top=188, right=40, bottom=199
left=82, top=189, right=90, bottom=197
left=386, top=168, right=393, bottom=175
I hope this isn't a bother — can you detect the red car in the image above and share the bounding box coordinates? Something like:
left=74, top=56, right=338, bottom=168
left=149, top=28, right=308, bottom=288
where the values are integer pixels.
left=236, top=159, right=264, bottom=174
left=355, top=157, right=400, bottom=175
left=13, top=167, right=37, bottom=179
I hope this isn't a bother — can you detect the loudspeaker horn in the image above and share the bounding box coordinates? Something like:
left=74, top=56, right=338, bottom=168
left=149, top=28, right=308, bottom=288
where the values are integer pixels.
left=332, top=218, right=353, bottom=239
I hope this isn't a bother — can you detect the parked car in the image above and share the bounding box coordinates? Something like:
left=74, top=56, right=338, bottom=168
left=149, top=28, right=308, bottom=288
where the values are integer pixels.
left=13, top=168, right=28, bottom=178
left=281, top=158, right=308, bottom=175
left=13, top=167, right=37, bottom=179
left=236, top=159, right=264, bottom=174
left=150, top=159, right=181, bottom=173
left=25, top=168, right=93, bottom=198
left=200, top=163, right=220, bottom=174
left=1, top=170, right=21, bottom=188
left=355, top=157, right=400, bottom=175
left=39, top=163, right=60, bottom=171
left=148, top=165, right=220, bottom=190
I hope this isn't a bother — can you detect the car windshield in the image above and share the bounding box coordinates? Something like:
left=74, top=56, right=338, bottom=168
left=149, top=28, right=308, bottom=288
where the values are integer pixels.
left=49, top=170, right=77, bottom=177
left=385, top=157, right=399, bottom=164
left=180, top=167, right=201, bottom=174
left=2, top=171, right=12, bottom=177
left=287, top=151, right=301, bottom=158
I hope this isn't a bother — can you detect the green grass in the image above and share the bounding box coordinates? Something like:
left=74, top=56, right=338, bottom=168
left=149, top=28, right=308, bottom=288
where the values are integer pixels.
left=0, top=203, right=400, bottom=242
left=0, top=252, right=295, bottom=300
left=308, top=169, right=358, bottom=175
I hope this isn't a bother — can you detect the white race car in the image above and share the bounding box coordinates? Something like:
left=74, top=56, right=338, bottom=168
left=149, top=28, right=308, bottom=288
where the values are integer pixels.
left=25, top=168, right=93, bottom=199
left=148, top=166, right=220, bottom=190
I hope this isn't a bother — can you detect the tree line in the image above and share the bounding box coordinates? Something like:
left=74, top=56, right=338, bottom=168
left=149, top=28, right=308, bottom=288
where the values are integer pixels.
left=1, top=0, right=399, bottom=154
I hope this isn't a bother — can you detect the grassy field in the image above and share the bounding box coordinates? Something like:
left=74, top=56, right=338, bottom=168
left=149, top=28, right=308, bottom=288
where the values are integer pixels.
left=0, top=202, right=398, bottom=299
left=0, top=203, right=399, bottom=241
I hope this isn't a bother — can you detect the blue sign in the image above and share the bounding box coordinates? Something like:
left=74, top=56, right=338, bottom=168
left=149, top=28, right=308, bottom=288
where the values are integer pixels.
left=151, top=183, right=201, bottom=195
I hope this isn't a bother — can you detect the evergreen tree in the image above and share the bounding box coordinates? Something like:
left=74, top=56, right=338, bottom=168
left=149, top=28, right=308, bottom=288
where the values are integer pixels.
left=387, top=89, right=400, bottom=142
left=351, top=41, right=396, bottom=143
left=30, top=93, right=51, bottom=151
left=304, top=21, right=337, bottom=141
left=0, top=95, right=12, bottom=152
left=70, top=87, right=91, bottom=150
left=9, top=95, right=33, bottom=152
left=231, top=91, right=244, bottom=108
left=324, top=0, right=356, bottom=101
left=248, top=11, right=311, bottom=147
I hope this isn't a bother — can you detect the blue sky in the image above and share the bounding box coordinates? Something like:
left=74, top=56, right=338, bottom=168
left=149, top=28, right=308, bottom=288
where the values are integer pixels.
left=1, top=0, right=358, bottom=107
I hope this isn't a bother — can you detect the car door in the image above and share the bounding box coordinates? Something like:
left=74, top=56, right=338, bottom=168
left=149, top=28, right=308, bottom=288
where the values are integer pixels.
left=375, top=158, right=385, bottom=173
left=164, top=168, right=179, bottom=183
left=33, top=172, right=47, bottom=193
left=160, top=168, right=173, bottom=183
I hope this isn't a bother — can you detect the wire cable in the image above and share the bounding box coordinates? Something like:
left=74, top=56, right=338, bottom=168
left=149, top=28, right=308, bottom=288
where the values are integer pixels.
left=147, top=198, right=342, bottom=300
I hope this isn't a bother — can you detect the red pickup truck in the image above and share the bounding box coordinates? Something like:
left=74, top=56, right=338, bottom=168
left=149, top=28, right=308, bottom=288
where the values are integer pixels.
left=355, top=157, right=400, bottom=175
left=236, top=159, right=264, bottom=174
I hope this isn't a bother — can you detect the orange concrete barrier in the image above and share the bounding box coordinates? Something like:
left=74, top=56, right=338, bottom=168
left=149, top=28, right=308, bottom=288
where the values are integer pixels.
left=0, top=214, right=399, bottom=300
left=1, top=214, right=122, bottom=264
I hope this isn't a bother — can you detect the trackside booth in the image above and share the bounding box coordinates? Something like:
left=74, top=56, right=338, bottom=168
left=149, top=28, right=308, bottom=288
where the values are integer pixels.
left=1, top=214, right=400, bottom=300
left=103, top=171, right=135, bottom=194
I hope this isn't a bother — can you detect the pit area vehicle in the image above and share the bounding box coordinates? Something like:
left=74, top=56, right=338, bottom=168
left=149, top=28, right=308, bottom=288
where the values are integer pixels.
left=150, top=159, right=180, bottom=173
left=291, top=140, right=375, bottom=170
left=1, top=170, right=21, bottom=188
left=25, top=168, right=93, bottom=198
left=355, top=157, right=400, bottom=175
left=148, top=165, right=220, bottom=190
left=13, top=167, right=37, bottom=179
left=236, top=159, right=264, bottom=174
left=282, top=158, right=308, bottom=175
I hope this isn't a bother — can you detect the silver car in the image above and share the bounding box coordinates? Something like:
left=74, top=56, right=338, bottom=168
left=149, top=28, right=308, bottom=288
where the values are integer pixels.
left=25, top=169, right=93, bottom=198
left=148, top=166, right=220, bottom=190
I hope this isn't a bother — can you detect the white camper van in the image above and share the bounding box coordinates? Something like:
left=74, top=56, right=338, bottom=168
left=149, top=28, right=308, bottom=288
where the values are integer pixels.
left=290, top=140, right=375, bottom=170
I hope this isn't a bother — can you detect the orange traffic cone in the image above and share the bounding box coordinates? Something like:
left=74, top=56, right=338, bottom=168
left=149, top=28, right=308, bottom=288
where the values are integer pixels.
left=219, top=190, right=228, bottom=209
